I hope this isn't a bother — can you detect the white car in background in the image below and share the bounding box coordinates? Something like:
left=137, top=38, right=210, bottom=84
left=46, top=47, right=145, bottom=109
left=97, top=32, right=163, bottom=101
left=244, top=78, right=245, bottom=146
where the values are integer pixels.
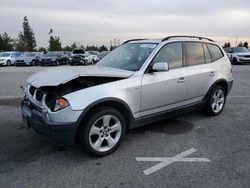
left=224, top=47, right=250, bottom=64
left=87, top=51, right=100, bottom=63
left=0, top=51, right=24, bottom=66
left=70, top=48, right=98, bottom=65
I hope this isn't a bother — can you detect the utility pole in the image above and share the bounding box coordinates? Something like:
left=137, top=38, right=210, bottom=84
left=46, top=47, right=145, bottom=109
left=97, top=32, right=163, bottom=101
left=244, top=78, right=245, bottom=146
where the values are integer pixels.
left=235, top=36, right=238, bottom=47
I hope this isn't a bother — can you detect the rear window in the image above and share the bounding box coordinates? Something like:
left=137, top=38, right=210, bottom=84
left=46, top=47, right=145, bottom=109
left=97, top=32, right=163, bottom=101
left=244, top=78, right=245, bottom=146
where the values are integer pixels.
left=207, top=44, right=224, bottom=62
left=72, top=49, right=85, bottom=54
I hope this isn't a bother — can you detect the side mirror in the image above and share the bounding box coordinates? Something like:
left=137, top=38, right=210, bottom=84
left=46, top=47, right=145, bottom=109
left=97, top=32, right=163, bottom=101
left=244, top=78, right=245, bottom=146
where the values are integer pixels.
left=152, top=62, right=169, bottom=72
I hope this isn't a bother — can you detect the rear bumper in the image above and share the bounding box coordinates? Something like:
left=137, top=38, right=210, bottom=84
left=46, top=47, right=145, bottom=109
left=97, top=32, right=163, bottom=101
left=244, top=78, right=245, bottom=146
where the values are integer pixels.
left=21, top=100, right=77, bottom=146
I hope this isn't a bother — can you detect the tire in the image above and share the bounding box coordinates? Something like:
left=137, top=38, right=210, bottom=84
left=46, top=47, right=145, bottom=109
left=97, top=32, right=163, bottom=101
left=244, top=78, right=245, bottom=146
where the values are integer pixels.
left=233, top=58, right=239, bottom=65
left=78, top=106, right=126, bottom=156
left=7, top=60, right=11, bottom=66
left=91, top=59, right=94, bottom=64
left=32, top=60, right=36, bottom=66
left=204, top=85, right=226, bottom=116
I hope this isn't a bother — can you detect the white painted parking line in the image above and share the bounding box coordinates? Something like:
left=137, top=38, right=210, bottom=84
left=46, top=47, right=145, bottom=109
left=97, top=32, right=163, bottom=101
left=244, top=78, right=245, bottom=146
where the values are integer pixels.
left=136, top=148, right=210, bottom=175
left=228, top=96, right=250, bottom=98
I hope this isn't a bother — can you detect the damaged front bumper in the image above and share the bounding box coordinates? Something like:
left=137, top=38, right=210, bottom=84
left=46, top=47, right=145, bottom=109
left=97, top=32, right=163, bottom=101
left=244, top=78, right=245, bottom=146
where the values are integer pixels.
left=21, top=99, right=78, bottom=146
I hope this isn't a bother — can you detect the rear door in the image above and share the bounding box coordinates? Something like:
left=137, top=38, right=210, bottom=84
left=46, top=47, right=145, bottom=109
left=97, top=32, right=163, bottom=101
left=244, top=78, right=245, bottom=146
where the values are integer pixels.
left=184, top=42, right=217, bottom=102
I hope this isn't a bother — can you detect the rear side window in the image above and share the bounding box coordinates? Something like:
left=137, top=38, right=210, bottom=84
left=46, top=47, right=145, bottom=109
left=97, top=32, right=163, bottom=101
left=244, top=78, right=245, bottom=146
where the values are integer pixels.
left=207, top=44, right=224, bottom=62
left=152, top=42, right=182, bottom=69
left=185, top=42, right=205, bottom=66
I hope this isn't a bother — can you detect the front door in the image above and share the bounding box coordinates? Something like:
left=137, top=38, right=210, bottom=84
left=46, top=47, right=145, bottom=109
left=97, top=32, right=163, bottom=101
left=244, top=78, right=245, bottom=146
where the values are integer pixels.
left=140, top=42, right=188, bottom=117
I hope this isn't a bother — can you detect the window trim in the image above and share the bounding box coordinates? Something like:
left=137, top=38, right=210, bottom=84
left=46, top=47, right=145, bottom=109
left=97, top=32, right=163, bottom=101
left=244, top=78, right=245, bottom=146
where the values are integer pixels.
left=202, top=43, right=212, bottom=64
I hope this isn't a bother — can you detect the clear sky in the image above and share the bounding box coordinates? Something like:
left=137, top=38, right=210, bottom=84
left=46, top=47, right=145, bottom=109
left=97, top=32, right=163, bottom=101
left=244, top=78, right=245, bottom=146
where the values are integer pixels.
left=1, top=0, right=250, bottom=48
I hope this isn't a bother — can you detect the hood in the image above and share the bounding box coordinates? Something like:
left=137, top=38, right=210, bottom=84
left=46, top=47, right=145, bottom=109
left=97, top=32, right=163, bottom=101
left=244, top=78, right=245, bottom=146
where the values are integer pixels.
left=27, top=66, right=134, bottom=88
left=234, top=52, right=250, bottom=55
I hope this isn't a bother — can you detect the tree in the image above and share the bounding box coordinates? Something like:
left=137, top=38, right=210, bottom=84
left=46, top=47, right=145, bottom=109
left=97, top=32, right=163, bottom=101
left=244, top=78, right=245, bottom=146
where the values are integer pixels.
left=16, top=32, right=28, bottom=51
left=243, top=41, right=249, bottom=49
left=71, top=42, right=77, bottom=49
left=48, top=29, right=62, bottom=51
left=237, top=42, right=243, bottom=47
left=17, top=16, right=36, bottom=51
left=38, top=47, right=47, bottom=53
left=99, top=45, right=108, bottom=51
left=86, top=45, right=99, bottom=51
left=63, top=45, right=72, bottom=51
left=223, top=42, right=231, bottom=48
left=0, top=32, right=14, bottom=51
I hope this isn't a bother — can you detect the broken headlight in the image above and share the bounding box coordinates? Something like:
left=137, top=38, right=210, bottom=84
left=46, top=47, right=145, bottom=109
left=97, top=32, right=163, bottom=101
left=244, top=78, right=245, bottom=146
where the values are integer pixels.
left=54, top=98, right=69, bottom=111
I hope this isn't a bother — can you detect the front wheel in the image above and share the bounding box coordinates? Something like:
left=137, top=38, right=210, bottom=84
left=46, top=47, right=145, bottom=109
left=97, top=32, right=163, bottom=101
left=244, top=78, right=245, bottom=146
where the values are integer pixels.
left=7, top=60, right=11, bottom=66
left=204, top=85, right=226, bottom=116
left=78, top=107, right=126, bottom=156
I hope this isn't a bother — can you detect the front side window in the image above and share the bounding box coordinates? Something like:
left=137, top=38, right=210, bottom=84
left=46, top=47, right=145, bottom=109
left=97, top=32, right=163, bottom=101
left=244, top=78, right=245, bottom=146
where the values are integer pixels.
left=185, top=42, right=205, bottom=66
left=207, top=44, right=224, bottom=62
left=151, top=42, right=182, bottom=69
left=98, top=43, right=157, bottom=71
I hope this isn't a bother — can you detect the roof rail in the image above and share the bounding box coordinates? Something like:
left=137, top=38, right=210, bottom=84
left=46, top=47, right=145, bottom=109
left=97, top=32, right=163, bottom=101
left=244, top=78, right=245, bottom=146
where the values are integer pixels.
left=123, top=39, right=146, bottom=44
left=162, top=35, right=214, bottom=42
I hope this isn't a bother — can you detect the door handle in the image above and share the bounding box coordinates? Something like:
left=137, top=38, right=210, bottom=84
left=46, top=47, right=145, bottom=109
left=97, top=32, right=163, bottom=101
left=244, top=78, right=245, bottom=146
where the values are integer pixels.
left=209, top=71, right=215, bottom=76
left=177, top=77, right=186, bottom=83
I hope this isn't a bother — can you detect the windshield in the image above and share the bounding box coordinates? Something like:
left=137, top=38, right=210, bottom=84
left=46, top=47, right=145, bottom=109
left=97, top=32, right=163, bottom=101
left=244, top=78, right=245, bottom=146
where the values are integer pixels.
left=97, top=43, right=157, bottom=71
left=0, top=53, right=10, bottom=57
left=233, top=47, right=249, bottom=53
left=44, top=52, right=58, bottom=57
left=25, top=53, right=36, bottom=57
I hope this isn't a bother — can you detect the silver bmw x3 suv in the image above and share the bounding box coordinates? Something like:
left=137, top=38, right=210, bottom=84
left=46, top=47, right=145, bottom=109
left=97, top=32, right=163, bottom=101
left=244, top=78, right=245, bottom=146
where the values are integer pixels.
left=21, top=36, right=233, bottom=156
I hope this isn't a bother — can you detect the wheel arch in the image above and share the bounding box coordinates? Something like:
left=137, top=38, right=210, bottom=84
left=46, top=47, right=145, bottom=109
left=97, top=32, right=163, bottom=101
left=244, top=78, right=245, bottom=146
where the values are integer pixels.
left=75, top=98, right=134, bottom=144
left=204, top=79, right=229, bottom=101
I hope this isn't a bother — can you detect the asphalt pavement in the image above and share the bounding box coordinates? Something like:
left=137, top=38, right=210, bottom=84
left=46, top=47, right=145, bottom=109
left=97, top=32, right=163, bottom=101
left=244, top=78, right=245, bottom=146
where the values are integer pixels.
left=0, top=65, right=250, bottom=188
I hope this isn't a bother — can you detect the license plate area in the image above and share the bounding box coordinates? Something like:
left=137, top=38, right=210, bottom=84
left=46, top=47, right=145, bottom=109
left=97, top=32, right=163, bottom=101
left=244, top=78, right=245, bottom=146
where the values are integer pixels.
left=22, top=113, right=30, bottom=128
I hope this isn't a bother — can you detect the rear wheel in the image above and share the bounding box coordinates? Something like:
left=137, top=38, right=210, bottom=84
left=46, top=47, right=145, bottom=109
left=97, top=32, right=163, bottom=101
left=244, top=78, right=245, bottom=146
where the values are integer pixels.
left=78, top=107, right=126, bottom=156
left=32, top=60, right=36, bottom=66
left=7, top=60, right=11, bottom=66
left=204, top=85, right=226, bottom=116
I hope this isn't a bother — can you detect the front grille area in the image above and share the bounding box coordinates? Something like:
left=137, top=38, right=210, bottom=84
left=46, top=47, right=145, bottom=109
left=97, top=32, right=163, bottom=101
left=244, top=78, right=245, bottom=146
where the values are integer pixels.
left=244, top=55, right=250, bottom=58
left=29, top=86, right=36, bottom=96
left=16, top=60, right=25, bottom=63
left=28, top=86, right=46, bottom=102
left=35, top=89, right=44, bottom=102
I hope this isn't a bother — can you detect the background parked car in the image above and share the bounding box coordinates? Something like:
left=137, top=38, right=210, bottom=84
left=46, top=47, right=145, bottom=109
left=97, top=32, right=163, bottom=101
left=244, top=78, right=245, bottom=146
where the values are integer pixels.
left=15, top=52, right=41, bottom=66
left=0, top=51, right=23, bottom=66
left=224, top=47, right=250, bottom=64
left=40, top=51, right=69, bottom=66
left=70, top=48, right=97, bottom=65
left=97, top=51, right=109, bottom=60
left=86, top=51, right=99, bottom=63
